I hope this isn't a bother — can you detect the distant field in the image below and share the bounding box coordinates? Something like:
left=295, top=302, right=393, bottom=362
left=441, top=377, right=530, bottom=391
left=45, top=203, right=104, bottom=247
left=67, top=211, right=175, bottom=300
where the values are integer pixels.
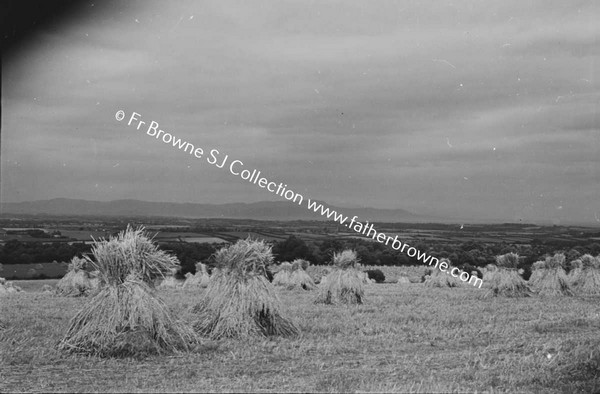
left=153, top=232, right=229, bottom=244
left=181, top=237, right=228, bottom=244
left=1, top=279, right=598, bottom=392
left=2, top=262, right=67, bottom=279
left=0, top=230, right=111, bottom=243
left=0, top=235, right=62, bottom=243
left=144, top=225, right=191, bottom=230
left=152, top=232, right=209, bottom=239
left=218, top=231, right=288, bottom=242
left=58, top=230, right=112, bottom=240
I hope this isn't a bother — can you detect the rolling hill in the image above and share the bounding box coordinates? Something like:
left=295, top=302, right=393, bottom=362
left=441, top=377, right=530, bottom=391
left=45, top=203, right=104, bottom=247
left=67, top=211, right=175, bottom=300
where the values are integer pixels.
left=0, top=198, right=436, bottom=223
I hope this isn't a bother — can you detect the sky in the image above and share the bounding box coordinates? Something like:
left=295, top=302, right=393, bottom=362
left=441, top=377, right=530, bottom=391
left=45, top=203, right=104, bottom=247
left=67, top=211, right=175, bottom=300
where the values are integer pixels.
left=2, top=0, right=599, bottom=225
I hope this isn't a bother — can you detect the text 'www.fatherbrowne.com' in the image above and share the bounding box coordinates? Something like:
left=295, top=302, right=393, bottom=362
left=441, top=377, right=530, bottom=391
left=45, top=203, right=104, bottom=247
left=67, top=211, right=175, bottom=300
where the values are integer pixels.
left=115, top=109, right=483, bottom=288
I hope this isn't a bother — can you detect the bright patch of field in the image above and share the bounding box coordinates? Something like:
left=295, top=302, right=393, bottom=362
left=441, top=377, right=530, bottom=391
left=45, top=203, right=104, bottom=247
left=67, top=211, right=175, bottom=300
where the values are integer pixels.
left=383, top=233, right=454, bottom=242
left=182, top=237, right=228, bottom=244
left=150, top=232, right=228, bottom=243
left=1, top=280, right=599, bottom=392
left=144, top=225, right=191, bottom=230
left=218, top=232, right=287, bottom=242
left=152, top=232, right=208, bottom=238
left=11, top=279, right=59, bottom=292
left=451, top=237, right=505, bottom=243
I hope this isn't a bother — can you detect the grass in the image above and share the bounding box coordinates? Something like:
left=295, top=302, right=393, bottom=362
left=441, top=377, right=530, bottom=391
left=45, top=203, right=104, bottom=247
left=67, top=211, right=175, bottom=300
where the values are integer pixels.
left=2, top=278, right=600, bottom=392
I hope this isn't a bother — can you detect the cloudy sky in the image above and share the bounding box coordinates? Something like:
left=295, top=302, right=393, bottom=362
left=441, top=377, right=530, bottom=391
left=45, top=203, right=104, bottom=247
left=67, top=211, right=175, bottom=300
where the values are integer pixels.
left=2, top=0, right=599, bottom=225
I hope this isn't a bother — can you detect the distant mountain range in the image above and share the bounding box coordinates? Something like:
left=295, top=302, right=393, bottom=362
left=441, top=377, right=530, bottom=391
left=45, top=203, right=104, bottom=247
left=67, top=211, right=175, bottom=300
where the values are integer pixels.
left=0, top=198, right=437, bottom=223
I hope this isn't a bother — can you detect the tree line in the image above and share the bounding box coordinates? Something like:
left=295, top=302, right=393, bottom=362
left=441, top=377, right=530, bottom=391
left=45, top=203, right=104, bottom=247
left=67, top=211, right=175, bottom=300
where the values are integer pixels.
left=2, top=236, right=600, bottom=278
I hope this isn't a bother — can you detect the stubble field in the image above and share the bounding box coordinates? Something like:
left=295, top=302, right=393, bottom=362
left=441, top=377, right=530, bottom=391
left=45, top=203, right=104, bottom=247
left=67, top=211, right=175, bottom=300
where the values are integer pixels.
left=1, top=277, right=599, bottom=393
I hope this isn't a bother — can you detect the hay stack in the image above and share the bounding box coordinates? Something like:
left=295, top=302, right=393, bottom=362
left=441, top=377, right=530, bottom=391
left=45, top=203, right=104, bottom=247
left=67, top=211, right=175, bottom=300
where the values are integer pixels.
left=88, top=226, right=180, bottom=286
left=486, top=253, right=531, bottom=297
left=571, top=254, right=600, bottom=295
left=567, top=258, right=583, bottom=286
left=60, top=273, right=196, bottom=358
left=531, top=253, right=573, bottom=297
left=299, top=259, right=310, bottom=270
left=272, top=262, right=293, bottom=286
left=528, top=261, right=546, bottom=287
left=191, top=239, right=299, bottom=339
left=306, top=265, right=331, bottom=284
left=315, top=250, right=365, bottom=304
left=286, top=259, right=315, bottom=290
left=424, top=260, right=460, bottom=288
left=89, top=270, right=102, bottom=292
left=397, top=276, right=410, bottom=284
left=158, top=274, right=181, bottom=290
left=183, top=272, right=196, bottom=285
left=0, top=277, right=23, bottom=296
left=55, top=257, right=93, bottom=297
left=481, top=264, right=498, bottom=286
left=361, top=271, right=372, bottom=284
left=182, top=262, right=210, bottom=289
left=423, top=259, right=460, bottom=288
left=486, top=269, right=531, bottom=297
left=196, top=262, right=211, bottom=287
left=59, top=225, right=197, bottom=357
left=292, top=259, right=310, bottom=270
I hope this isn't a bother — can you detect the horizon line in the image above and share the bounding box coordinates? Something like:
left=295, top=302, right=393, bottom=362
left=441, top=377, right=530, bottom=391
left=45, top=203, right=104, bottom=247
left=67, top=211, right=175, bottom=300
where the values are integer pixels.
left=2, top=197, right=600, bottom=228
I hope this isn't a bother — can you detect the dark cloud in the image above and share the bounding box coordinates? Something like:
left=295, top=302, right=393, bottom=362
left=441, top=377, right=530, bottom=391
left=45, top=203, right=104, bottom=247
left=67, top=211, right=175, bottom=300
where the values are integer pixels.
left=2, top=0, right=599, bottom=224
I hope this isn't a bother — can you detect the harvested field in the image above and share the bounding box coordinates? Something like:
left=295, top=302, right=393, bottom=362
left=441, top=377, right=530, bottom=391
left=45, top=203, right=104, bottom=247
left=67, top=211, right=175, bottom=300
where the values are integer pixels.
left=1, top=278, right=599, bottom=393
